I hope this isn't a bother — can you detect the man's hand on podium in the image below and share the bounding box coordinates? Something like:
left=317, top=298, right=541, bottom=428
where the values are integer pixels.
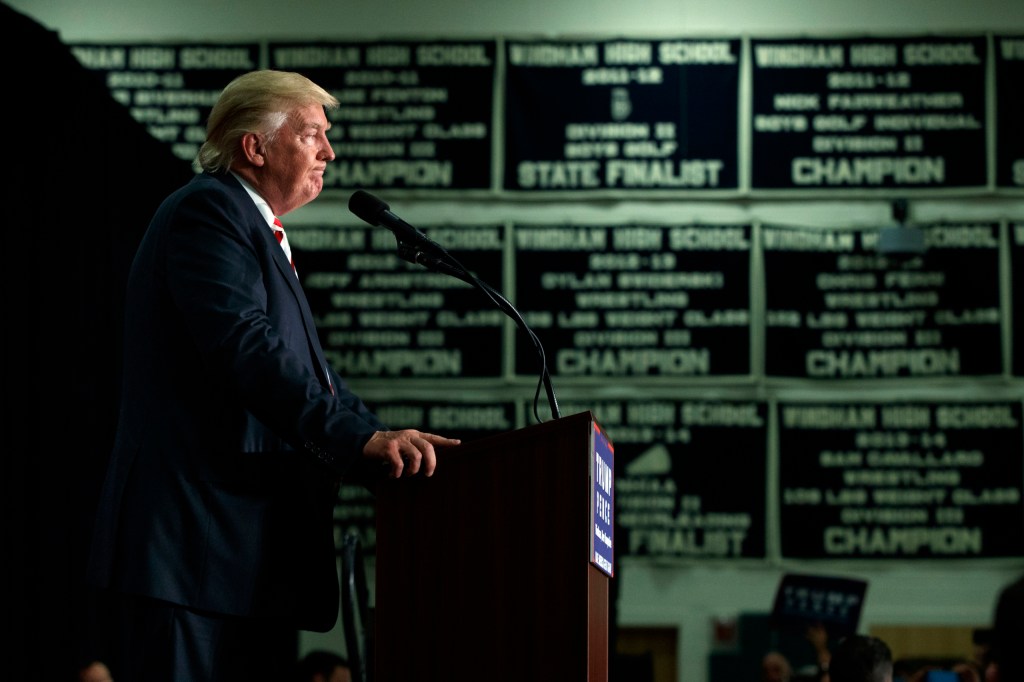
left=364, top=430, right=461, bottom=478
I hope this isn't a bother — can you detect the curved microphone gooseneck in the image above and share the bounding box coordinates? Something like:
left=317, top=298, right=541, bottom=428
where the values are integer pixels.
left=348, top=190, right=560, bottom=423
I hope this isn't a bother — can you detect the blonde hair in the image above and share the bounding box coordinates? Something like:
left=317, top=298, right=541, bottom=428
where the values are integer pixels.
left=196, top=70, right=339, bottom=173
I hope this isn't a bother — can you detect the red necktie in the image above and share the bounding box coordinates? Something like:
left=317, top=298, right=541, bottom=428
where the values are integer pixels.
left=272, top=217, right=296, bottom=273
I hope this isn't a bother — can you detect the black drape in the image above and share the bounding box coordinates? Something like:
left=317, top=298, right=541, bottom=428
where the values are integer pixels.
left=3, top=3, right=193, bottom=678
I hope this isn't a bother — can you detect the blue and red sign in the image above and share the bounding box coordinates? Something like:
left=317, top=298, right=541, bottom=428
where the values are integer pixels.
left=591, top=421, right=615, bottom=577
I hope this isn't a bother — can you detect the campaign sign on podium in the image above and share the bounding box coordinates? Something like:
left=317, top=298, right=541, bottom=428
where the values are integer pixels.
left=592, top=422, right=615, bottom=577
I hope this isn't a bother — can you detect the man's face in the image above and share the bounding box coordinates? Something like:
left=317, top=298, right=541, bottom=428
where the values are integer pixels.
left=259, top=103, right=334, bottom=215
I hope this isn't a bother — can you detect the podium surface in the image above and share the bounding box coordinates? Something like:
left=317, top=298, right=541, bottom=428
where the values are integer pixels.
left=374, top=411, right=612, bottom=681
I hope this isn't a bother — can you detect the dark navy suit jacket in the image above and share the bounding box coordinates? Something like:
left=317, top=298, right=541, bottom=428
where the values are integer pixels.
left=88, top=171, right=386, bottom=631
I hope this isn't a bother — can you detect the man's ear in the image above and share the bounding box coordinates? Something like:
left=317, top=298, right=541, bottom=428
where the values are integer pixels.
left=241, top=132, right=265, bottom=166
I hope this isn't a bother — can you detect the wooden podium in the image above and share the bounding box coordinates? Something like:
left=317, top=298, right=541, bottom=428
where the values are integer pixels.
left=373, top=411, right=613, bottom=681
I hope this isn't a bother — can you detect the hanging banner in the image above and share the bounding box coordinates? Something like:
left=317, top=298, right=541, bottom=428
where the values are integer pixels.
left=1012, top=222, right=1024, bottom=375
left=269, top=40, right=497, bottom=191
left=562, top=398, right=768, bottom=560
left=779, top=401, right=1024, bottom=559
left=764, top=223, right=1002, bottom=378
left=751, top=36, right=988, bottom=190
left=504, top=38, right=740, bottom=192
left=514, top=224, right=752, bottom=377
left=290, top=223, right=506, bottom=379
left=996, top=35, right=1024, bottom=188
left=69, top=42, right=259, bottom=164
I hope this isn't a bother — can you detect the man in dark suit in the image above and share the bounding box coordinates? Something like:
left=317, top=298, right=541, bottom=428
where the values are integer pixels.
left=87, top=70, right=460, bottom=682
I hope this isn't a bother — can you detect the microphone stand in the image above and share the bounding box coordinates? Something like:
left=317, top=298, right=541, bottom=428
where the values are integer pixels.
left=394, top=241, right=561, bottom=424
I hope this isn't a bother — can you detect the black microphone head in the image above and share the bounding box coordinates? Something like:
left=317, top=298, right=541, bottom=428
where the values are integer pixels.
left=349, top=190, right=390, bottom=226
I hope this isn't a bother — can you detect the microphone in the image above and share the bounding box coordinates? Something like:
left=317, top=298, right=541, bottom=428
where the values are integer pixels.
left=346, top=190, right=561, bottom=423
left=348, top=190, right=447, bottom=258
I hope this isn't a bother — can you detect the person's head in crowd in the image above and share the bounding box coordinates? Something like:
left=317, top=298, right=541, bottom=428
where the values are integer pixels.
left=829, top=635, right=893, bottom=682
left=296, top=650, right=352, bottom=682
left=78, top=660, right=113, bottom=682
left=763, top=650, right=794, bottom=682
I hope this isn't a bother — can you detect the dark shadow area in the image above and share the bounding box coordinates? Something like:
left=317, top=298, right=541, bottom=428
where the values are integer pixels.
left=611, top=652, right=655, bottom=682
left=709, top=612, right=827, bottom=682
left=2, top=2, right=194, bottom=677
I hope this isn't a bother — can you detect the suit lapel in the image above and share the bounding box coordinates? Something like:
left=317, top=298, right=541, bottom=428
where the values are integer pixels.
left=220, top=173, right=336, bottom=394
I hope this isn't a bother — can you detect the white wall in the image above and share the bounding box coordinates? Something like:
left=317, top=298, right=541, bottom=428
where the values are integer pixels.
left=12, top=1, right=1024, bottom=680
left=9, top=0, right=1024, bottom=40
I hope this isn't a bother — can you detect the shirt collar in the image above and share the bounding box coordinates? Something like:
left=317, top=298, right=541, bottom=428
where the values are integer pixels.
left=231, top=171, right=278, bottom=228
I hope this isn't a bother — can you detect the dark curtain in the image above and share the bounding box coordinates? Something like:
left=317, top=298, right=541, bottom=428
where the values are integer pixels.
left=3, top=3, right=192, bottom=678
